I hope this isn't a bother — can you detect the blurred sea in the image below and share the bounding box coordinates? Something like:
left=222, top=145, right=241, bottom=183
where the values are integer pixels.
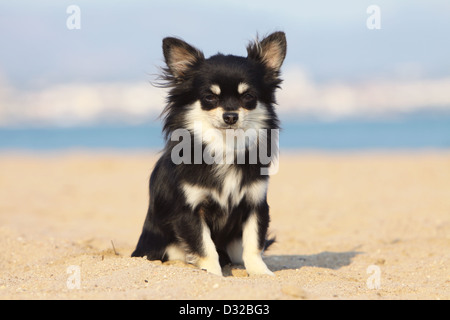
left=1, top=112, right=449, bottom=151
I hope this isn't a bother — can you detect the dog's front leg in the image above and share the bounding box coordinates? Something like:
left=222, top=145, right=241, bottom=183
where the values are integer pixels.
left=174, top=217, right=222, bottom=276
left=194, top=220, right=223, bottom=276
left=174, top=214, right=222, bottom=276
left=242, top=210, right=274, bottom=276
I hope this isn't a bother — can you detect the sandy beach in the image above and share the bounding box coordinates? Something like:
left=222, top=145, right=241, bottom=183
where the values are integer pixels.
left=0, top=151, right=449, bottom=300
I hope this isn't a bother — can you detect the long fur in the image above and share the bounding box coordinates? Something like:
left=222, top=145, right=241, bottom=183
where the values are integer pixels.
left=132, top=32, right=287, bottom=276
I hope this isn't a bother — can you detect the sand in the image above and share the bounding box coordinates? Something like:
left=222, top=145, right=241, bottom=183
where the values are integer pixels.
left=0, top=151, right=449, bottom=300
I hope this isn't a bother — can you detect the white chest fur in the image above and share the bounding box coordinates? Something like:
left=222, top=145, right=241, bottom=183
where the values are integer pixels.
left=182, top=168, right=268, bottom=211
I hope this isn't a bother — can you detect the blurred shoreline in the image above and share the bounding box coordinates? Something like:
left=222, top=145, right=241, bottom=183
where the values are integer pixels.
left=1, top=111, right=449, bottom=151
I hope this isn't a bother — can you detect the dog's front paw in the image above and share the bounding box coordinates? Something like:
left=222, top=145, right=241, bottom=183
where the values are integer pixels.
left=197, top=258, right=223, bottom=276
left=244, top=255, right=274, bottom=276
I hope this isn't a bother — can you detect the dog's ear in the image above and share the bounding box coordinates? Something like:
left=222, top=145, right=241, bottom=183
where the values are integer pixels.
left=247, top=32, right=287, bottom=72
left=162, top=37, right=204, bottom=79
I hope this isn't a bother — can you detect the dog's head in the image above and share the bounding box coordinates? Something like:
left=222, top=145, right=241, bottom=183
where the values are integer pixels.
left=159, top=32, right=286, bottom=138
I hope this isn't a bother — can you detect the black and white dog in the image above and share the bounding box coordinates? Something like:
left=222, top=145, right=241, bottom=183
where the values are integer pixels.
left=132, top=32, right=287, bottom=276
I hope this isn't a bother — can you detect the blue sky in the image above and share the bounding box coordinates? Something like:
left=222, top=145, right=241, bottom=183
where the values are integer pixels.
left=0, top=0, right=449, bottom=126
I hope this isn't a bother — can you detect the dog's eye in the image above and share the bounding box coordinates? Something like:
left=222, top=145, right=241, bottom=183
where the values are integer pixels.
left=242, top=93, right=256, bottom=103
left=203, top=94, right=218, bottom=104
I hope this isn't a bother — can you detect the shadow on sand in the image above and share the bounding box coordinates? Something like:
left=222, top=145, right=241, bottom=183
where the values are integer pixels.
left=264, top=251, right=363, bottom=272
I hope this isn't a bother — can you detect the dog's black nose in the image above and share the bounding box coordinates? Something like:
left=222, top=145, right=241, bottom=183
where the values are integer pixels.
left=223, top=112, right=239, bottom=125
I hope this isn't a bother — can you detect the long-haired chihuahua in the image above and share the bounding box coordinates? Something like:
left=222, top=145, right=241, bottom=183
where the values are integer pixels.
left=132, top=32, right=287, bottom=276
